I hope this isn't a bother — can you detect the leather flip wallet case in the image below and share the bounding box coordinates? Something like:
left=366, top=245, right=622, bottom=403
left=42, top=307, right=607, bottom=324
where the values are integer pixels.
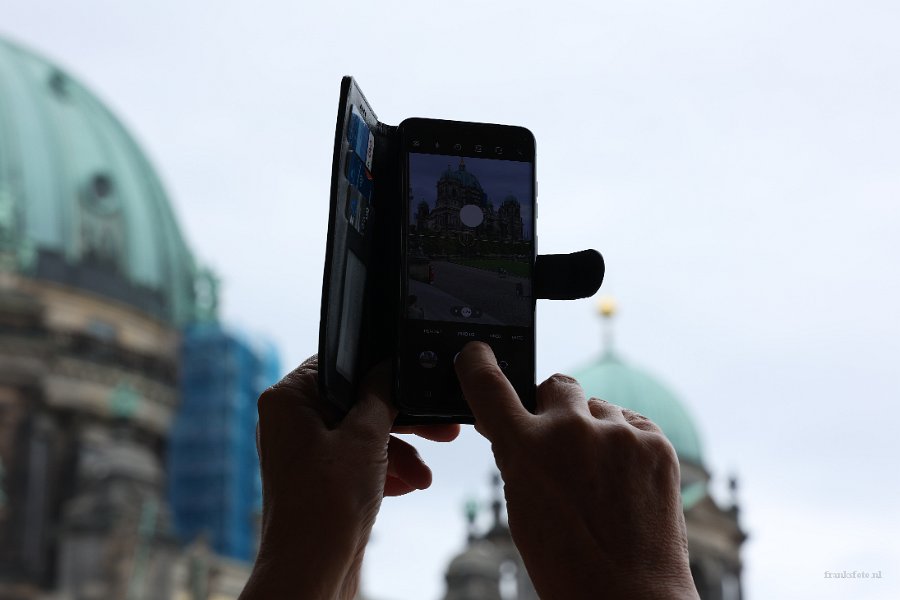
left=319, top=76, right=605, bottom=423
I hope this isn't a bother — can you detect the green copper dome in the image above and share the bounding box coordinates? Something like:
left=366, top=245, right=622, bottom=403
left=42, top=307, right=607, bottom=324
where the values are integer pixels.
left=0, top=37, right=209, bottom=324
left=571, top=352, right=704, bottom=466
left=441, top=161, right=484, bottom=191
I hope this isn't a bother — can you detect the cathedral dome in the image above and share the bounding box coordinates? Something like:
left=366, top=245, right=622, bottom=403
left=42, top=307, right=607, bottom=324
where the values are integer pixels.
left=440, top=160, right=484, bottom=191
left=572, top=353, right=704, bottom=466
left=0, top=37, right=202, bottom=324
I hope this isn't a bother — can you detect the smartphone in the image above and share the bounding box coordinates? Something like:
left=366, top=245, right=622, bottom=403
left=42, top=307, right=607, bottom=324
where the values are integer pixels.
left=397, top=118, right=537, bottom=419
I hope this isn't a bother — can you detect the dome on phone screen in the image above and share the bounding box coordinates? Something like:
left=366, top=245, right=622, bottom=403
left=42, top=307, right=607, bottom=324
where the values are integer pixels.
left=440, top=158, right=484, bottom=191
left=0, top=37, right=207, bottom=324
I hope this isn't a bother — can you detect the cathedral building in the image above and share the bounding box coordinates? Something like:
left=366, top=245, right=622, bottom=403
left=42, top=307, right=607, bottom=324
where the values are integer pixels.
left=0, top=37, right=274, bottom=599
left=413, top=159, right=525, bottom=244
left=441, top=299, right=746, bottom=600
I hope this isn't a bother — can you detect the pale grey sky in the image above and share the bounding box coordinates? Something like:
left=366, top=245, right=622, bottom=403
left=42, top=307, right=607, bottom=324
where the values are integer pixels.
left=4, top=1, right=900, bottom=598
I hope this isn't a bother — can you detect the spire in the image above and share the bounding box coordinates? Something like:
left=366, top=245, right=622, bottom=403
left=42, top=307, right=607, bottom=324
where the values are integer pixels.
left=459, top=157, right=466, bottom=171
left=490, top=473, right=502, bottom=528
left=596, top=295, right=618, bottom=359
left=728, top=474, right=741, bottom=517
left=464, top=497, right=479, bottom=542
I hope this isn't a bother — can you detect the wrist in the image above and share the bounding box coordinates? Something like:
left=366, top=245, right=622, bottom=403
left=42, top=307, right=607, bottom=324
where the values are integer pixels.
left=241, top=544, right=365, bottom=600
left=240, top=555, right=344, bottom=600
left=619, top=581, right=699, bottom=600
left=243, top=515, right=368, bottom=600
left=609, top=565, right=699, bottom=600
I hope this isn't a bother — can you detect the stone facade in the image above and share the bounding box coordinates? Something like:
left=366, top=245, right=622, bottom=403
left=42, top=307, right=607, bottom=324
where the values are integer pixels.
left=0, top=273, right=181, bottom=599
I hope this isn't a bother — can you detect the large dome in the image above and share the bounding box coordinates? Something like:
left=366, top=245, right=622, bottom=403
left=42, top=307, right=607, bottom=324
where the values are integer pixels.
left=440, top=160, right=484, bottom=191
left=572, top=352, right=704, bottom=467
left=0, top=37, right=202, bottom=324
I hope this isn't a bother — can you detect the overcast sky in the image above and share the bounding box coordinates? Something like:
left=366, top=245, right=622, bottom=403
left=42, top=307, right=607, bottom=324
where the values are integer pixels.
left=4, top=1, right=900, bottom=598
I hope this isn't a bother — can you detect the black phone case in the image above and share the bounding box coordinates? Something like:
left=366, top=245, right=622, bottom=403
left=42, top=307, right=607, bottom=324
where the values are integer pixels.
left=319, top=76, right=604, bottom=425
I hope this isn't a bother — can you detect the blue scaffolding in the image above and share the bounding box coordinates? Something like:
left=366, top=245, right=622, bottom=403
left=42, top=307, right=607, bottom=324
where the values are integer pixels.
left=167, top=322, right=280, bottom=562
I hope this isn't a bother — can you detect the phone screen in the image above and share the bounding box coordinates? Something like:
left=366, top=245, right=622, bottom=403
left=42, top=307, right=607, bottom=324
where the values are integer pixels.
left=400, top=123, right=536, bottom=416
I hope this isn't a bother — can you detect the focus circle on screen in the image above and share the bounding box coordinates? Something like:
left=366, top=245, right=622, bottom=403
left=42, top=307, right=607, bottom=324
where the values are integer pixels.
left=459, top=204, right=484, bottom=228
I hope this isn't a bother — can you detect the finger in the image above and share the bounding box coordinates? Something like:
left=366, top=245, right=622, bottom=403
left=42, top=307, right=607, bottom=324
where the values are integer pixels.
left=621, top=407, right=663, bottom=434
left=386, top=435, right=432, bottom=490
left=384, top=475, right=417, bottom=497
left=341, top=361, right=397, bottom=440
left=535, top=374, right=590, bottom=415
left=391, top=424, right=462, bottom=442
left=454, top=341, right=531, bottom=443
left=587, top=397, right=629, bottom=424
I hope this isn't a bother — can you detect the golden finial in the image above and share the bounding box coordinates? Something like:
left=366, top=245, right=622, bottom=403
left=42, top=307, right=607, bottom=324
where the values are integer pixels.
left=597, top=295, right=617, bottom=319
left=596, top=295, right=618, bottom=359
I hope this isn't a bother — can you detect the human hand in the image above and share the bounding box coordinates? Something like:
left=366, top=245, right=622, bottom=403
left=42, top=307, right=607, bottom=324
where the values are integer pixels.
left=455, top=342, right=698, bottom=600
left=240, top=355, right=460, bottom=600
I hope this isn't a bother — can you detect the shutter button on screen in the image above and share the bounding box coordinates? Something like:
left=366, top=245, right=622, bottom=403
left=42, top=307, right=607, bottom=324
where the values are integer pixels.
left=418, top=351, right=438, bottom=369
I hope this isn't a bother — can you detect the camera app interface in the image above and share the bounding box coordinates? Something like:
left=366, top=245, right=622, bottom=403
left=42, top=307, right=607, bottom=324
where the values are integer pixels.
left=407, top=153, right=533, bottom=325
left=404, top=150, right=534, bottom=412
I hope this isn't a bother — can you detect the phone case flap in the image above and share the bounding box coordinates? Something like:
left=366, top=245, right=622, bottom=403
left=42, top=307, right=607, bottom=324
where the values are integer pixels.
left=534, top=250, right=605, bottom=300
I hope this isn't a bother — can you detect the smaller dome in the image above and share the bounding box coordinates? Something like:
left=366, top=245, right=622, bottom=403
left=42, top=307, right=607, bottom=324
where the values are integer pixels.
left=572, top=353, right=704, bottom=466
left=446, top=540, right=503, bottom=578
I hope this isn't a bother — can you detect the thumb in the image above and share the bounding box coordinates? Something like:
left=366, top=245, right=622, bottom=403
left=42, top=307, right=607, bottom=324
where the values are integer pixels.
left=454, top=342, right=531, bottom=443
